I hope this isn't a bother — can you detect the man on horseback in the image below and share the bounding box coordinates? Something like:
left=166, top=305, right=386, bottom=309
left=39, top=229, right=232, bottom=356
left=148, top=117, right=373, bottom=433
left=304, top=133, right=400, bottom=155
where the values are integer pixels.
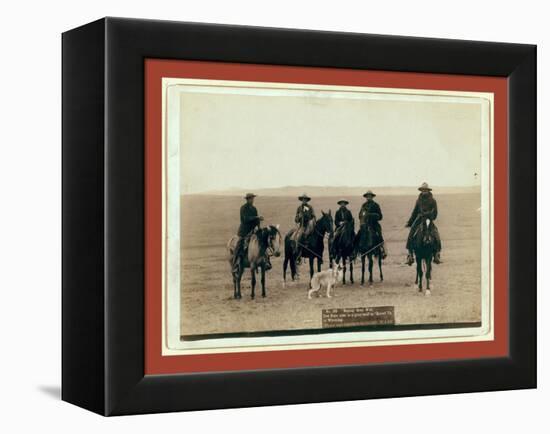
left=292, top=193, right=316, bottom=262
left=405, top=182, right=442, bottom=265
left=294, top=193, right=316, bottom=241
left=358, top=190, right=387, bottom=259
left=335, top=199, right=354, bottom=231
left=232, top=193, right=266, bottom=272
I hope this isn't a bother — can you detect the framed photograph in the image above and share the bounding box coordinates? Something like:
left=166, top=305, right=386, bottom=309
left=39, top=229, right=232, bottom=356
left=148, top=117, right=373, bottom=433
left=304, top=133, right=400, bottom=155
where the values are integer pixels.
left=62, top=17, right=536, bottom=415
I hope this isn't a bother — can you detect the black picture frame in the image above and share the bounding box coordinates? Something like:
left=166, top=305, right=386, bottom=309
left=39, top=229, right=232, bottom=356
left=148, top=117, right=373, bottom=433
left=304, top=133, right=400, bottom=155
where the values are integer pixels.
left=62, top=17, right=536, bottom=416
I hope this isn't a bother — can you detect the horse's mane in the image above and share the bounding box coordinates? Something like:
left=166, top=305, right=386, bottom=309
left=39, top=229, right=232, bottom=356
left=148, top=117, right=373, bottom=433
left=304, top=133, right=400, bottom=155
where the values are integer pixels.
left=255, top=225, right=280, bottom=247
left=334, top=221, right=354, bottom=246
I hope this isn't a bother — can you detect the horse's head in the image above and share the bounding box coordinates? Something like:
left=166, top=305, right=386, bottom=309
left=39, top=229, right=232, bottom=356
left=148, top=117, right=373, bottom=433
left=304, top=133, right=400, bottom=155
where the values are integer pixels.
left=265, top=224, right=281, bottom=258
left=419, top=217, right=434, bottom=246
left=319, top=210, right=334, bottom=238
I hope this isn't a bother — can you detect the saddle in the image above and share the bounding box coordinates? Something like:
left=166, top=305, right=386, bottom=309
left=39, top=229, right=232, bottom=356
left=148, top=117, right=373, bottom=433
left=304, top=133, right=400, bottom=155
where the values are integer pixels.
left=291, top=219, right=316, bottom=244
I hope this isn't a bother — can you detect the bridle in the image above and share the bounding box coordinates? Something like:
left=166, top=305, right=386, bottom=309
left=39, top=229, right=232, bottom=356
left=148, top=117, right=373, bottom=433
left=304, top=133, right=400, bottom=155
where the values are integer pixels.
left=265, top=227, right=281, bottom=257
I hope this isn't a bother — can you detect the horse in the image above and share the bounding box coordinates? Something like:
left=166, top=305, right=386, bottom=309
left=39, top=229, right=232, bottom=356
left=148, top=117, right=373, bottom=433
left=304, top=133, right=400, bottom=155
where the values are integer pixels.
left=227, top=224, right=281, bottom=299
left=355, top=223, right=384, bottom=286
left=330, top=220, right=356, bottom=284
left=413, top=216, right=435, bottom=295
left=283, top=210, right=334, bottom=286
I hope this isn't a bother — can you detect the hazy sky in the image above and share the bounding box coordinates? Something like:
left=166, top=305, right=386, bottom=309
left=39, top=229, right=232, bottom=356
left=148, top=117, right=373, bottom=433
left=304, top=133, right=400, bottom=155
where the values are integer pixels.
left=178, top=87, right=484, bottom=194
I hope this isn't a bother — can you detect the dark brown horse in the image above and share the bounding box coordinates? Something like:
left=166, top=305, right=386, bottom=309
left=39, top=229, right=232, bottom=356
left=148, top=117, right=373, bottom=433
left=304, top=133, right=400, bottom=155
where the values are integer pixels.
left=331, top=220, right=356, bottom=284
left=283, top=211, right=334, bottom=286
left=413, top=216, right=435, bottom=295
left=227, top=225, right=281, bottom=299
left=355, top=224, right=384, bottom=286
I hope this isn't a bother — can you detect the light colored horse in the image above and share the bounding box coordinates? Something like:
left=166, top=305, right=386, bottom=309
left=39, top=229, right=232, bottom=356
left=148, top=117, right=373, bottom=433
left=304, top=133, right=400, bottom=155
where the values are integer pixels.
left=227, top=225, right=281, bottom=299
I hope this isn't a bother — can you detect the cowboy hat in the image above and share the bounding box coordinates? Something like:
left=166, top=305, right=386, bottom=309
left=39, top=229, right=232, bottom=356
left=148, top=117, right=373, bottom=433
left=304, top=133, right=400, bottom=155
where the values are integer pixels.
left=418, top=182, right=432, bottom=192
left=363, top=190, right=376, bottom=198
left=337, top=199, right=349, bottom=206
left=244, top=192, right=257, bottom=199
left=298, top=193, right=311, bottom=201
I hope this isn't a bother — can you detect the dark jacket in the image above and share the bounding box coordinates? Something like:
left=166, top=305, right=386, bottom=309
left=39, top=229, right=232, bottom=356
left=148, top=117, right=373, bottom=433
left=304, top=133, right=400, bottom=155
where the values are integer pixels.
left=238, top=203, right=260, bottom=237
left=335, top=206, right=354, bottom=227
left=359, top=200, right=383, bottom=226
left=295, top=204, right=315, bottom=225
left=406, top=192, right=438, bottom=227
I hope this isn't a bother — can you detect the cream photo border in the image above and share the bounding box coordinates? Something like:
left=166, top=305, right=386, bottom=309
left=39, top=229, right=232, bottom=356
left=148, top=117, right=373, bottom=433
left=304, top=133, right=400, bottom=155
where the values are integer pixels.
left=161, top=77, right=494, bottom=356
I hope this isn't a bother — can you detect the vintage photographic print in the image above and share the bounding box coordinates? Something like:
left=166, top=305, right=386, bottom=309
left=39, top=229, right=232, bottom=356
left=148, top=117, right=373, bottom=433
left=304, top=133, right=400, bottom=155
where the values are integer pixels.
left=162, top=78, right=494, bottom=354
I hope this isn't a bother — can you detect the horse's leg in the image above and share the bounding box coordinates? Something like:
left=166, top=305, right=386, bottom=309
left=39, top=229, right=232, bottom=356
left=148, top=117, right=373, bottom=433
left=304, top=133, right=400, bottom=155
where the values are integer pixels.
left=342, top=257, right=347, bottom=285
left=309, top=257, right=315, bottom=281
left=415, top=253, right=419, bottom=284
left=291, top=255, right=297, bottom=280
left=250, top=267, right=256, bottom=299
left=378, top=253, right=383, bottom=282
left=416, top=258, right=423, bottom=291
left=349, top=258, right=354, bottom=284
left=233, top=272, right=238, bottom=299
left=261, top=264, right=266, bottom=298
left=236, top=269, right=243, bottom=299
left=361, top=255, right=366, bottom=286
left=317, top=256, right=322, bottom=273
left=283, top=255, right=288, bottom=288
left=426, top=257, right=432, bottom=294
left=368, top=254, right=374, bottom=285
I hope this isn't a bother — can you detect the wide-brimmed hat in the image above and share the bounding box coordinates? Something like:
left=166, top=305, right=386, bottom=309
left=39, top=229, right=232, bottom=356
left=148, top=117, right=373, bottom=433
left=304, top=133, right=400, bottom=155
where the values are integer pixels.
left=363, top=190, right=376, bottom=198
left=418, top=182, right=432, bottom=192
left=337, top=199, right=349, bottom=206
left=298, top=193, right=311, bottom=201
left=244, top=193, right=257, bottom=199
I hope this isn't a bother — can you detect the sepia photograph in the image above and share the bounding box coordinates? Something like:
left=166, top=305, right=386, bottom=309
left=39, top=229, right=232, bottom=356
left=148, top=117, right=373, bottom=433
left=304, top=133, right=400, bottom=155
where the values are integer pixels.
left=162, top=78, right=493, bottom=353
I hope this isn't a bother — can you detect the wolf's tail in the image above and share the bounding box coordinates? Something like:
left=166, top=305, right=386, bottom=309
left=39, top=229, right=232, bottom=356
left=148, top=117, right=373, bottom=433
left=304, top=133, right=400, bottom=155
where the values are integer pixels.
left=309, top=275, right=321, bottom=292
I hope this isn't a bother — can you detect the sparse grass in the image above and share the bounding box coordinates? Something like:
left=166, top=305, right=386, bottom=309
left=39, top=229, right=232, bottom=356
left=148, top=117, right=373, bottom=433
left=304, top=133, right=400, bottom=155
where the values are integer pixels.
left=180, top=193, right=481, bottom=335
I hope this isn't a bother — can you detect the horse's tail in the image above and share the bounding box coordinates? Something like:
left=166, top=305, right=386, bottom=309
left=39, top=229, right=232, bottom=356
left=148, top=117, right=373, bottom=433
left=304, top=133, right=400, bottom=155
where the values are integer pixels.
left=227, top=235, right=238, bottom=262
left=284, top=229, right=299, bottom=256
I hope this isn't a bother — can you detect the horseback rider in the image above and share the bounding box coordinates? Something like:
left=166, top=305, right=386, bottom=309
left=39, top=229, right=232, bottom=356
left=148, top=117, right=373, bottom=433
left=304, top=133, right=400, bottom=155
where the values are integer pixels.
left=335, top=199, right=354, bottom=233
left=358, top=190, right=387, bottom=259
left=291, top=193, right=316, bottom=262
left=232, top=193, right=267, bottom=272
left=294, top=193, right=316, bottom=242
left=405, top=182, right=442, bottom=265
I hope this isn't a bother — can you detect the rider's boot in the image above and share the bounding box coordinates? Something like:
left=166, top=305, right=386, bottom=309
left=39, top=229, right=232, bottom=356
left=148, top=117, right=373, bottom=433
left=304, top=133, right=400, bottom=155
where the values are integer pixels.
left=380, top=244, right=387, bottom=259
left=433, top=251, right=442, bottom=264
left=406, top=250, right=414, bottom=266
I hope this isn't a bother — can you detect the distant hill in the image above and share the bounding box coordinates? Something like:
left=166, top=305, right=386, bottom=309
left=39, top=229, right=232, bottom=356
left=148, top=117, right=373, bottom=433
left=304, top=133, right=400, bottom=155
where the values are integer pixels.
left=188, top=185, right=481, bottom=197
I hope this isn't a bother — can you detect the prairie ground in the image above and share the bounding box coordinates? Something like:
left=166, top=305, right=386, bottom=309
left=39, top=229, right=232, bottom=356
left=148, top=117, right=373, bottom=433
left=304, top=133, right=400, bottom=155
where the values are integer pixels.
left=180, top=192, right=481, bottom=337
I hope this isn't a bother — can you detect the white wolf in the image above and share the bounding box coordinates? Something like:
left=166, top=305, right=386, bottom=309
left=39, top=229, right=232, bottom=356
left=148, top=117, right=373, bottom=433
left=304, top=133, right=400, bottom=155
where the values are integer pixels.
left=308, top=263, right=344, bottom=299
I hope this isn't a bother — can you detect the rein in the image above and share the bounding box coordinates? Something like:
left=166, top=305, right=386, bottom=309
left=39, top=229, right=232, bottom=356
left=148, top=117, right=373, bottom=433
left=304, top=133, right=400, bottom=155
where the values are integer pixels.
left=358, top=241, right=385, bottom=258
left=297, top=240, right=324, bottom=260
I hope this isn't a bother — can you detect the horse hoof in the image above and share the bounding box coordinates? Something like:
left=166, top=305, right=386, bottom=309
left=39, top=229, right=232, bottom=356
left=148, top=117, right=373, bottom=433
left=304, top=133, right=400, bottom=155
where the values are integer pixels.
left=251, top=295, right=255, bottom=299
left=262, top=294, right=266, bottom=298
left=425, top=290, right=431, bottom=296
